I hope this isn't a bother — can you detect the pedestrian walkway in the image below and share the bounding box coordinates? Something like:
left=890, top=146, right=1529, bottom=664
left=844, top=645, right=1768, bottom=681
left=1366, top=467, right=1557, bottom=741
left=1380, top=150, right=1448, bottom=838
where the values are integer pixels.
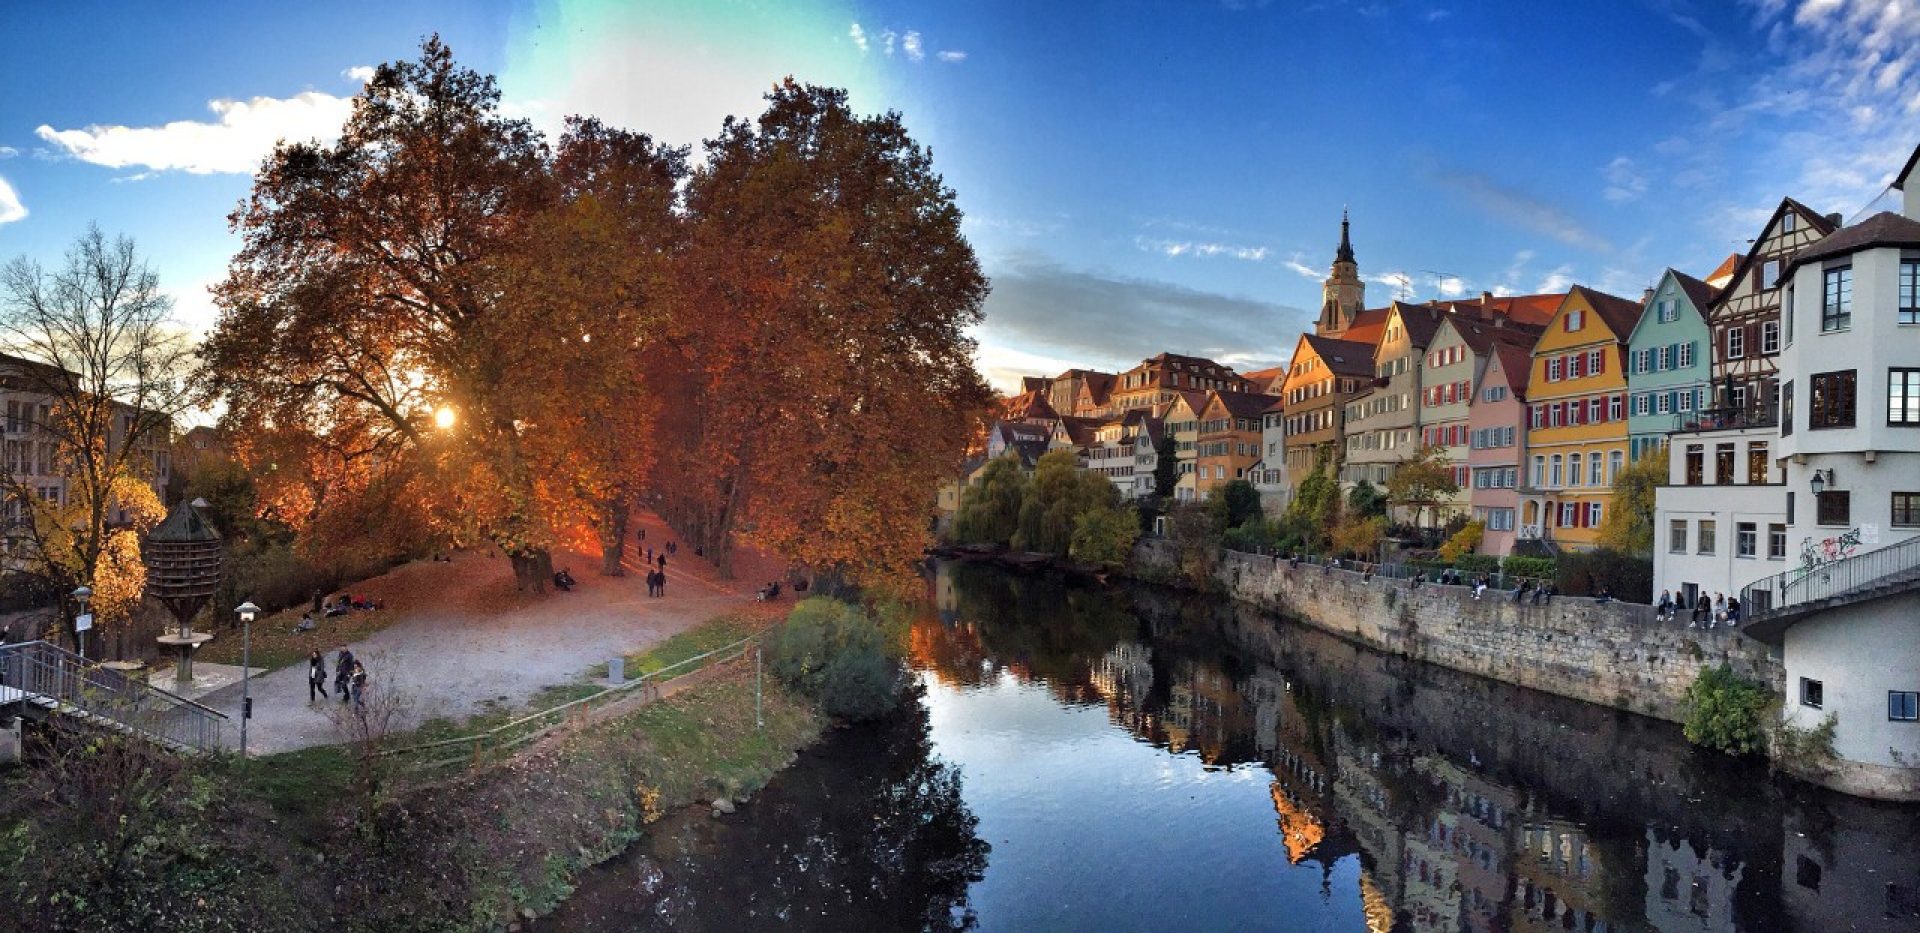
left=196, top=512, right=781, bottom=756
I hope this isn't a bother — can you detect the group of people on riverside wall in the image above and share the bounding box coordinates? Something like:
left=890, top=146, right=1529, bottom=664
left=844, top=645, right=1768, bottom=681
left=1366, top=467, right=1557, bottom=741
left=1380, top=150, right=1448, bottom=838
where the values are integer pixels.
left=1653, top=589, right=1742, bottom=627
left=308, top=648, right=369, bottom=706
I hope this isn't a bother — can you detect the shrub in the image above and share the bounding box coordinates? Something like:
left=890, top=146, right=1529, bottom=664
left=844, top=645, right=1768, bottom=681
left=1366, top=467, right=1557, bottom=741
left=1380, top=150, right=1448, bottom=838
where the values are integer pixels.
left=1069, top=504, right=1139, bottom=569
left=1556, top=548, right=1653, bottom=602
left=1452, top=554, right=1501, bottom=575
left=1501, top=556, right=1557, bottom=580
left=1330, top=515, right=1387, bottom=560
left=1683, top=665, right=1775, bottom=756
left=768, top=598, right=903, bottom=721
left=1437, top=521, right=1483, bottom=563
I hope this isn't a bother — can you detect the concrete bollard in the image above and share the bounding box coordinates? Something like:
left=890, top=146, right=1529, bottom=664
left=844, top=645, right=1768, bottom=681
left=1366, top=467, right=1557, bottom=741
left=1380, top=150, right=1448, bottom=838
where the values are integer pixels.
left=608, top=657, right=624, bottom=685
left=1, top=717, right=20, bottom=765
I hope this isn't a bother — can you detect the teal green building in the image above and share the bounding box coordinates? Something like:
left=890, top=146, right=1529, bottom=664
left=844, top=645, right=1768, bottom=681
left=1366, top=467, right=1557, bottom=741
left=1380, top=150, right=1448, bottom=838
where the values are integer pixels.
left=1624, top=269, right=1716, bottom=462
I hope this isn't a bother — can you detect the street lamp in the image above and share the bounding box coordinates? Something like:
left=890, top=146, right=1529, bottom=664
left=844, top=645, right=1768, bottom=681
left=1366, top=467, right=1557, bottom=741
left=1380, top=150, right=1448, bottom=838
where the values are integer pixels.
left=236, top=601, right=258, bottom=757
left=71, top=585, right=92, bottom=660
left=1810, top=468, right=1832, bottom=496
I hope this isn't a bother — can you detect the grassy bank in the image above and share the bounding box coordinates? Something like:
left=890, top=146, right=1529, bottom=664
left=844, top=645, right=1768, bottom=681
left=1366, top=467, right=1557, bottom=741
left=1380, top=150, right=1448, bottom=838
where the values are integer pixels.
left=2, top=612, right=824, bottom=932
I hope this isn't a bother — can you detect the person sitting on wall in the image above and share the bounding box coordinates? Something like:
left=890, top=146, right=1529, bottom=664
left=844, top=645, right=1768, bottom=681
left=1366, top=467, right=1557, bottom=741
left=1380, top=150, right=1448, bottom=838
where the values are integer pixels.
left=294, top=612, right=316, bottom=634
left=1594, top=585, right=1613, bottom=604
left=1655, top=590, right=1675, bottom=622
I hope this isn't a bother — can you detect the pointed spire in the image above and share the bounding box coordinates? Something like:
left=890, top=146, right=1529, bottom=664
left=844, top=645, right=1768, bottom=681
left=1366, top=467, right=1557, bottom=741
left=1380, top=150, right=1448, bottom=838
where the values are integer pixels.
left=1335, top=209, right=1355, bottom=264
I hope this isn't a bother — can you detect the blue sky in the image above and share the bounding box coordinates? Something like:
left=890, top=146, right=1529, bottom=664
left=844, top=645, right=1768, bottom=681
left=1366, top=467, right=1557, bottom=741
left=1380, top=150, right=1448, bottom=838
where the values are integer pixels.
left=1, top=1, right=1915, bottom=391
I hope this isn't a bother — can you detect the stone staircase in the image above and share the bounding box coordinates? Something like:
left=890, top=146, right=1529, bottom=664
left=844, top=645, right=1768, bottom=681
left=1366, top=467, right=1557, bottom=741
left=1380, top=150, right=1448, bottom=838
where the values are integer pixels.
left=0, top=640, right=229, bottom=755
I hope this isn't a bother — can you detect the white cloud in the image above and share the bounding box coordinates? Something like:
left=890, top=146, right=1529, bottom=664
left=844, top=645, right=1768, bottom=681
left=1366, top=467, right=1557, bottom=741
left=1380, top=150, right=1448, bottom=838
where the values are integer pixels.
left=1368, top=271, right=1414, bottom=298
left=0, top=146, right=17, bottom=159
left=343, top=65, right=375, bottom=84
left=1431, top=274, right=1467, bottom=297
left=849, top=23, right=868, bottom=52
left=902, top=31, right=924, bottom=62
left=1283, top=252, right=1322, bottom=280
left=937, top=50, right=968, bottom=63
left=1601, top=155, right=1648, bottom=203
left=0, top=176, right=24, bottom=224
left=1536, top=264, right=1576, bottom=294
left=36, top=91, right=354, bottom=175
left=1135, top=236, right=1269, bottom=261
left=882, top=29, right=897, bottom=56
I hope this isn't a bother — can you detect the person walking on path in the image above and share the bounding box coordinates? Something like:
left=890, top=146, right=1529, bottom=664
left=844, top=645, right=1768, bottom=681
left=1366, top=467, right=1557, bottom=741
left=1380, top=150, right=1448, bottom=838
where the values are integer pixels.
left=657, top=553, right=667, bottom=572
left=308, top=651, right=328, bottom=702
left=655, top=570, right=667, bottom=597
left=334, top=648, right=355, bottom=702
left=350, top=661, right=368, bottom=708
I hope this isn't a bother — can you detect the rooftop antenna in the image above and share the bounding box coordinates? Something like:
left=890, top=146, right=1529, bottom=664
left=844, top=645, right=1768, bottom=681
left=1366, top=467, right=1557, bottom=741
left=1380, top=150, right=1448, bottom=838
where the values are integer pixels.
left=1420, top=270, right=1461, bottom=301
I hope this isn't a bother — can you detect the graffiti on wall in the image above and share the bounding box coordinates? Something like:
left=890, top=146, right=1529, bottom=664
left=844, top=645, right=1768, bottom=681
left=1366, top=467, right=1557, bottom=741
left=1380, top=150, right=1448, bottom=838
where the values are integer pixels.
left=1799, top=527, right=1863, bottom=574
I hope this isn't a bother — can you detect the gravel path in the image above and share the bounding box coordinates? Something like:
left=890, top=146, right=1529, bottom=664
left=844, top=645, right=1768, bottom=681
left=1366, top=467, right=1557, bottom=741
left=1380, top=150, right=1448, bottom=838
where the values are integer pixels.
left=199, top=516, right=782, bottom=756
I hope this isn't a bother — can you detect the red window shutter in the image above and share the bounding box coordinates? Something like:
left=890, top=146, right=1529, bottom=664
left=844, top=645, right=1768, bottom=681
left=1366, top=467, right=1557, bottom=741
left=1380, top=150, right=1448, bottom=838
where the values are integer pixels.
left=1596, top=350, right=1607, bottom=374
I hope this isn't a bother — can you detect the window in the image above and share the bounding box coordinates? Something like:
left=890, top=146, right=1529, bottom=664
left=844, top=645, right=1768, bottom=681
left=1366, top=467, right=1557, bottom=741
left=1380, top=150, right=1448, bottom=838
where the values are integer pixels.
left=1822, top=266, right=1852, bottom=332
left=1547, top=358, right=1563, bottom=381
left=1588, top=398, right=1603, bottom=423
left=1801, top=678, right=1824, bottom=709
left=1769, top=523, right=1787, bottom=559
left=1737, top=522, right=1757, bottom=558
left=1891, top=691, right=1919, bottom=722
left=1762, top=320, right=1779, bottom=355
left=1633, top=393, right=1651, bottom=416
left=1902, top=260, right=1920, bottom=325
left=1565, top=309, right=1584, bottom=331
left=1569, top=453, right=1583, bottom=486
left=1685, top=445, right=1704, bottom=485
left=1609, top=395, right=1623, bottom=421
left=1816, top=490, right=1851, bottom=526
left=1658, top=298, right=1677, bottom=323
left=1786, top=284, right=1795, bottom=345
left=1670, top=520, right=1688, bottom=554
left=1782, top=380, right=1794, bottom=437
left=1726, top=327, right=1745, bottom=360
left=1589, top=454, right=1603, bottom=486
left=1759, top=259, right=1783, bottom=290
left=1893, top=492, right=1920, bottom=527
left=1532, top=456, right=1545, bottom=487
left=1550, top=455, right=1563, bottom=487
left=1748, top=442, right=1769, bottom=484
left=1676, top=388, right=1694, bottom=413
left=1715, top=444, right=1734, bottom=485
left=1677, top=341, right=1693, bottom=368
left=1698, top=519, right=1716, bottom=554
left=1891, top=369, right=1920, bottom=426
left=1588, top=501, right=1603, bottom=526
left=1655, top=392, right=1672, bottom=415
left=1609, top=450, right=1624, bottom=482
left=1588, top=349, right=1604, bottom=374
left=1656, top=345, right=1672, bottom=371
left=1810, top=370, right=1857, bottom=429
left=1483, top=386, right=1506, bottom=403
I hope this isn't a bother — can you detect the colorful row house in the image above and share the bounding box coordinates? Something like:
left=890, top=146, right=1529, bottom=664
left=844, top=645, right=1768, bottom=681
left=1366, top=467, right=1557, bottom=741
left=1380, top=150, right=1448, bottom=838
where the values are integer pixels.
left=1519, top=287, right=1641, bottom=549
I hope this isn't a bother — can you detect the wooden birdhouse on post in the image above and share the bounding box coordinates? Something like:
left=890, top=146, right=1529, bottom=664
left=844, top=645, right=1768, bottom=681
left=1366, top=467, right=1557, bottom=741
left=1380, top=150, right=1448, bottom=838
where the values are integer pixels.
left=143, top=498, right=224, bottom=684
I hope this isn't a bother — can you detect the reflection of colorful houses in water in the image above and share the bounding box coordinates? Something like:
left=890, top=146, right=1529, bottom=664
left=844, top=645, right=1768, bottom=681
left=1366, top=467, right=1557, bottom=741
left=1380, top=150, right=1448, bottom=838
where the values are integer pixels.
left=1643, top=827, right=1741, bottom=933
left=1270, top=782, right=1327, bottom=865
left=1161, top=660, right=1245, bottom=761
left=1510, top=816, right=1609, bottom=933
left=1089, top=641, right=1153, bottom=711
left=1419, top=758, right=1522, bottom=932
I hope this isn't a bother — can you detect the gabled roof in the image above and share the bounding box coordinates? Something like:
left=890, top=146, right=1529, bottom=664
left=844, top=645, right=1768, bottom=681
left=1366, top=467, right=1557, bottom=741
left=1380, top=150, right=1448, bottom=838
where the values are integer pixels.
left=1239, top=366, right=1286, bottom=393
left=1784, top=211, right=1920, bottom=274
left=1055, top=416, right=1103, bottom=447
left=1003, top=390, right=1059, bottom=422
left=1895, top=142, right=1920, bottom=191
left=1444, top=313, right=1544, bottom=355
left=1207, top=390, right=1275, bottom=420
left=1080, top=371, right=1116, bottom=405
left=1263, top=395, right=1286, bottom=415
left=1710, top=197, right=1839, bottom=313
left=1301, top=334, right=1376, bottom=377
left=1704, top=253, right=1741, bottom=289
left=1670, top=268, right=1719, bottom=313
left=1568, top=285, right=1644, bottom=342
left=1021, top=376, right=1050, bottom=394
left=1339, top=308, right=1392, bottom=346
left=1490, top=343, right=1533, bottom=398
left=1392, top=301, right=1448, bottom=350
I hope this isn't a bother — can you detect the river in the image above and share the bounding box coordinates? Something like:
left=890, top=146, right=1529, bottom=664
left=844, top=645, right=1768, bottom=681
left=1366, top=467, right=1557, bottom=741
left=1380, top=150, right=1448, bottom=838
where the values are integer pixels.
left=550, top=562, right=1920, bottom=931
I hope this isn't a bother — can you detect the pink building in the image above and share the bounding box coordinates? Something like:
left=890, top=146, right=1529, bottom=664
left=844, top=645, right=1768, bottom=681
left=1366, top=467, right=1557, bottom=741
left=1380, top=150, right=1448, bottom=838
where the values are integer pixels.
left=1467, top=343, right=1532, bottom=555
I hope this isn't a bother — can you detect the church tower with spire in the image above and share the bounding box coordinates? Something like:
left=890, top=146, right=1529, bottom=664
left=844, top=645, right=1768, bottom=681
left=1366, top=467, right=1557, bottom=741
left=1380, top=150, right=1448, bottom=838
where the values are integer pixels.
left=1315, top=211, right=1365, bottom=337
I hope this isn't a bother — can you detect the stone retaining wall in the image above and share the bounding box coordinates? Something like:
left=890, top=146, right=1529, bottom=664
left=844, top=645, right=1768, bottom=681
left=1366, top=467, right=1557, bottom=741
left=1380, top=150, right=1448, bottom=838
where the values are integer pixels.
left=1133, top=540, right=1784, bottom=723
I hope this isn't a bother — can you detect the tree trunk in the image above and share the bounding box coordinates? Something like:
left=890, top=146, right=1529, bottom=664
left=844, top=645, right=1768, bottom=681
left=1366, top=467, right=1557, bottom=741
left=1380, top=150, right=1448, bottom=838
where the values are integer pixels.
left=598, top=497, right=629, bottom=577
left=509, top=550, right=552, bottom=593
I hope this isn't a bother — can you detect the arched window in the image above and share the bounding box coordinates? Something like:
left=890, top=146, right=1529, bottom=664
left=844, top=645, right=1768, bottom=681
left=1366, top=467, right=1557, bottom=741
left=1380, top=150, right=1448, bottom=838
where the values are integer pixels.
left=1568, top=453, right=1583, bottom=486
left=1550, top=455, right=1563, bottom=487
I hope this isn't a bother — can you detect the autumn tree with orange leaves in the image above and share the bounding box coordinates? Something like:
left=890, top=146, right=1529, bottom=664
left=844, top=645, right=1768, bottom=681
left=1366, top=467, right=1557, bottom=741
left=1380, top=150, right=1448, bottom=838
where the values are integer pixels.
left=202, top=38, right=563, bottom=591
left=656, top=80, right=994, bottom=588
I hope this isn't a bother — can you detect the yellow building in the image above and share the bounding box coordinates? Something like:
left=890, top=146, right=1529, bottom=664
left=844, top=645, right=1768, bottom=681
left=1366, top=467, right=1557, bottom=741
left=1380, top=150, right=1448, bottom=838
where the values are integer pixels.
left=1520, top=286, right=1642, bottom=550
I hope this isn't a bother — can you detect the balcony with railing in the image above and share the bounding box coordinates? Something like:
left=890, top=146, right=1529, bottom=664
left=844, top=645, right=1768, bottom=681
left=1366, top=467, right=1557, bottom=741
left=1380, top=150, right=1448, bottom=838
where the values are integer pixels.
left=1672, top=404, right=1777, bottom=434
left=1740, top=534, right=1920, bottom=641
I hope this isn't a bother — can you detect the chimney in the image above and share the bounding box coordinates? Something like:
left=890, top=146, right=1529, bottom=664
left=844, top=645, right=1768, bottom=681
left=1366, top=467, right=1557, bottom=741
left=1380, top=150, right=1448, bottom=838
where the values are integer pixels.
left=1480, top=291, right=1494, bottom=306
left=1641, top=287, right=1655, bottom=305
left=1826, top=212, right=1843, bottom=228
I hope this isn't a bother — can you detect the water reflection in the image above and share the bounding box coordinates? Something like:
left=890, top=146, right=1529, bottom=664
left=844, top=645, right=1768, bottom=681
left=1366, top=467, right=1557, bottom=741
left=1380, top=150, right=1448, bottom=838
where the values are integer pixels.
left=547, top=690, right=989, bottom=931
left=915, top=562, right=1920, bottom=932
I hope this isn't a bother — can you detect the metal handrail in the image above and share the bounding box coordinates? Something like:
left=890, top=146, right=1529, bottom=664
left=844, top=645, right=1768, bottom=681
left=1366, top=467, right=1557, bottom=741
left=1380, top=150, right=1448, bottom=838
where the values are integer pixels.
left=1741, top=534, right=1920, bottom=619
left=0, top=640, right=229, bottom=753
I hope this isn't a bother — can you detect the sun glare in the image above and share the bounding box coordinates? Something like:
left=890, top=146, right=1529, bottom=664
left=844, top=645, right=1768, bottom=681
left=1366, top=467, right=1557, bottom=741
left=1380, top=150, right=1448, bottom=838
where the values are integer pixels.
left=434, top=406, right=457, bottom=430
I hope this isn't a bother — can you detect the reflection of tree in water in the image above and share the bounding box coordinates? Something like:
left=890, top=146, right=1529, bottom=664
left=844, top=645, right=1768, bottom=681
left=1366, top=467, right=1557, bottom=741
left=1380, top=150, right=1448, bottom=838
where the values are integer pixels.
left=553, top=686, right=990, bottom=931
left=918, top=563, right=1140, bottom=696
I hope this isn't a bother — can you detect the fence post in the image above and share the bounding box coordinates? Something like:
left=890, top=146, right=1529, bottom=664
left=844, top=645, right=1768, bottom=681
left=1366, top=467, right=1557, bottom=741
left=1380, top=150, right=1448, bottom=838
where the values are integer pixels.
left=755, top=645, right=763, bottom=729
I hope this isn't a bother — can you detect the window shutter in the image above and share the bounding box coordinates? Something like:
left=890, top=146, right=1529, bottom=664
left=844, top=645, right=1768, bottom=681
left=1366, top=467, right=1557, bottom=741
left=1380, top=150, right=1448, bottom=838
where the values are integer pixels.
left=1596, top=350, right=1606, bottom=374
